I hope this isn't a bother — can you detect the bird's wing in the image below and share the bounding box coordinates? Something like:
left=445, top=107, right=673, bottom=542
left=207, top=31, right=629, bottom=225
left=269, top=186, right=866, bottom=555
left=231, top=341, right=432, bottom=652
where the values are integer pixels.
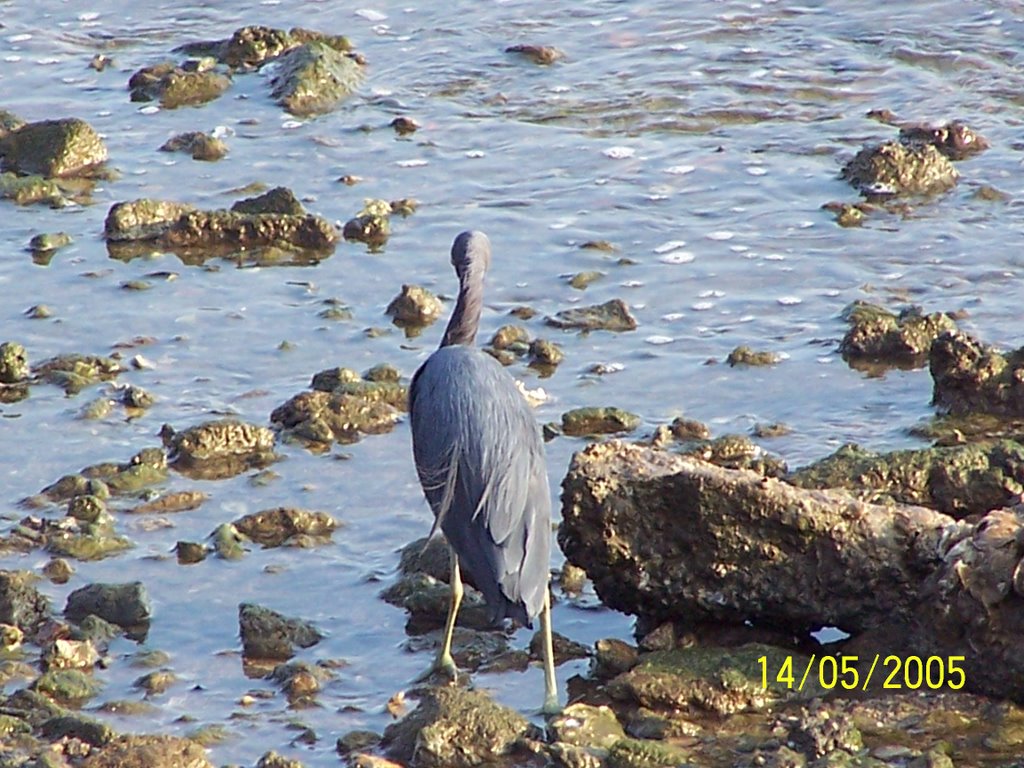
left=409, top=347, right=550, bottom=621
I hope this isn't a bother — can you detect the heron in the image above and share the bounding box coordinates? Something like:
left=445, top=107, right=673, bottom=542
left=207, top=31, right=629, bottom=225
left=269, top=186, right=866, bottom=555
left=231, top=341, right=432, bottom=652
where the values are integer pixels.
left=408, top=230, right=559, bottom=715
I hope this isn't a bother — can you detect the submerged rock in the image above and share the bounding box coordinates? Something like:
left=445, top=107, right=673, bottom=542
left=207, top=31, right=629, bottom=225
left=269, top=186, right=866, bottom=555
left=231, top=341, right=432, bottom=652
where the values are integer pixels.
left=159, top=131, right=228, bottom=161
left=128, top=61, right=231, bottom=108
left=343, top=198, right=392, bottom=248
left=382, top=685, right=533, bottom=768
left=33, top=353, right=122, bottom=395
left=0, top=341, right=29, bottom=383
left=841, top=140, right=958, bottom=195
left=930, top=329, right=1024, bottom=416
left=547, top=298, right=638, bottom=332
left=505, top=44, right=565, bottom=65
left=268, top=41, right=365, bottom=116
left=899, top=120, right=989, bottom=161
left=840, top=301, right=957, bottom=369
left=161, top=419, right=277, bottom=479
left=386, top=284, right=443, bottom=329
left=726, top=346, right=780, bottom=367
left=238, top=603, right=323, bottom=661
left=0, top=118, right=108, bottom=177
left=0, top=171, right=67, bottom=206
left=232, top=507, right=337, bottom=547
left=28, top=231, right=72, bottom=254
left=562, top=407, right=641, bottom=436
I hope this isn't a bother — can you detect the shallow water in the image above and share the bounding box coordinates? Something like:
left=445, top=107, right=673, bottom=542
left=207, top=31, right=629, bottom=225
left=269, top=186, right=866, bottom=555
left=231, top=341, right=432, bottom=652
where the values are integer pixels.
left=1, top=0, right=1023, bottom=763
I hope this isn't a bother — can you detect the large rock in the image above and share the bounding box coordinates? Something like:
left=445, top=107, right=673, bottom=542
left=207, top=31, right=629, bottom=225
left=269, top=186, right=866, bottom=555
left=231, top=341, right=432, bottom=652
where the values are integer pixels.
left=930, top=329, right=1024, bottom=416
left=65, top=582, right=152, bottom=631
left=238, top=603, right=322, bottom=661
left=0, top=570, right=50, bottom=632
left=382, top=686, right=533, bottom=768
left=79, top=734, right=213, bottom=768
left=558, top=440, right=1024, bottom=703
left=0, top=118, right=107, bottom=177
left=841, top=140, right=958, bottom=195
left=789, top=439, right=1024, bottom=518
left=268, top=41, right=365, bottom=116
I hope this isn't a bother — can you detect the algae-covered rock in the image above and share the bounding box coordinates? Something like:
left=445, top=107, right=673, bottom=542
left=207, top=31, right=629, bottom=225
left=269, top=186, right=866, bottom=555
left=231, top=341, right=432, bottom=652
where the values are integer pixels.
left=547, top=703, right=625, bottom=750
left=231, top=186, right=305, bottom=216
left=841, top=141, right=958, bottom=195
left=562, top=407, right=641, bottom=436
left=232, top=507, right=337, bottom=547
left=271, top=370, right=405, bottom=447
left=0, top=570, right=50, bottom=632
left=0, top=341, right=29, bottom=384
left=608, top=644, right=820, bottom=715
left=0, top=171, right=67, bottom=205
left=840, top=302, right=957, bottom=369
left=104, top=199, right=199, bottom=241
left=930, top=329, right=1024, bottom=416
left=39, top=714, right=114, bottom=747
left=28, top=232, right=72, bottom=254
left=506, top=44, right=566, bottom=65
left=529, top=338, right=564, bottom=368
left=104, top=198, right=338, bottom=260
left=269, top=41, right=365, bottom=116
left=382, top=685, right=532, bottom=768
left=787, top=706, right=863, bottom=759
left=789, top=439, right=1024, bottom=518
left=79, top=734, right=214, bottom=768
left=268, top=659, right=334, bottom=704
left=159, top=131, right=228, bottom=161
left=161, top=419, right=277, bottom=479
left=256, top=750, right=307, bottom=768
left=33, top=353, right=123, bottom=395
left=547, top=298, right=638, bottom=332
left=65, top=582, right=152, bottom=631
left=163, top=209, right=338, bottom=252
left=128, top=61, right=231, bottom=108
left=215, top=25, right=296, bottom=67
left=606, top=737, right=692, bottom=768
left=727, top=345, right=781, bottom=367
left=681, top=434, right=787, bottom=477
left=0, top=118, right=107, bottom=177
left=490, top=324, right=531, bottom=352
left=592, top=638, right=641, bottom=680
left=899, top=120, right=989, bottom=161
left=386, top=284, right=443, bottom=328
left=343, top=198, right=392, bottom=248
left=32, top=668, right=103, bottom=706
left=238, top=603, right=323, bottom=661
left=81, top=447, right=168, bottom=496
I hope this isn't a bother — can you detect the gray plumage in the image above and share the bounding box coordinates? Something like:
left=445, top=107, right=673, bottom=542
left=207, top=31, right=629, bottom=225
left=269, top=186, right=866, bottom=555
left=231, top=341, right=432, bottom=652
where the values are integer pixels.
left=408, top=231, right=551, bottom=627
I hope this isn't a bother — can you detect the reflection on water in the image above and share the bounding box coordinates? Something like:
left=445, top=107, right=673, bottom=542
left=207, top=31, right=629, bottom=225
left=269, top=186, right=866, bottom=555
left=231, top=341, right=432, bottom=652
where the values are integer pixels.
left=2, top=0, right=1023, bottom=763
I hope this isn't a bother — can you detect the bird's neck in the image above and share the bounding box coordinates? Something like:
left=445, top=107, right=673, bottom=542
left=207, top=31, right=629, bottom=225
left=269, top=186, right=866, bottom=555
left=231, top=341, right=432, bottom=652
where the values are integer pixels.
left=441, top=271, right=484, bottom=347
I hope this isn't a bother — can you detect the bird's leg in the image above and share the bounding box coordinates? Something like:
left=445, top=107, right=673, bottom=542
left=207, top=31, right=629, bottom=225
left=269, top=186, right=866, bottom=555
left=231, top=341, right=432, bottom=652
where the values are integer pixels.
left=540, top=585, right=561, bottom=715
left=414, top=545, right=462, bottom=682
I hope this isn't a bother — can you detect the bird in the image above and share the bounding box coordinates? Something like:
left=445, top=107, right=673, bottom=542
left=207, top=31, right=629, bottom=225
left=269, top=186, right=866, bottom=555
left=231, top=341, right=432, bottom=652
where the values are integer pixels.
left=408, top=230, right=559, bottom=715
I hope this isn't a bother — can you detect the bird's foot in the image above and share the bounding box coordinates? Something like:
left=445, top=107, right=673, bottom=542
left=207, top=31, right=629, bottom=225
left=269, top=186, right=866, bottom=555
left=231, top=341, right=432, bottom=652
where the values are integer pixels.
left=539, top=694, right=562, bottom=718
left=413, top=651, right=459, bottom=685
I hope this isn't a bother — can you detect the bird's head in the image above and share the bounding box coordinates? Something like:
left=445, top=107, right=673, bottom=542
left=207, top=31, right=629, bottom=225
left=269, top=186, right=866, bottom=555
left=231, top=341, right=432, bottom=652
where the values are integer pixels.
left=451, top=230, right=492, bottom=281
